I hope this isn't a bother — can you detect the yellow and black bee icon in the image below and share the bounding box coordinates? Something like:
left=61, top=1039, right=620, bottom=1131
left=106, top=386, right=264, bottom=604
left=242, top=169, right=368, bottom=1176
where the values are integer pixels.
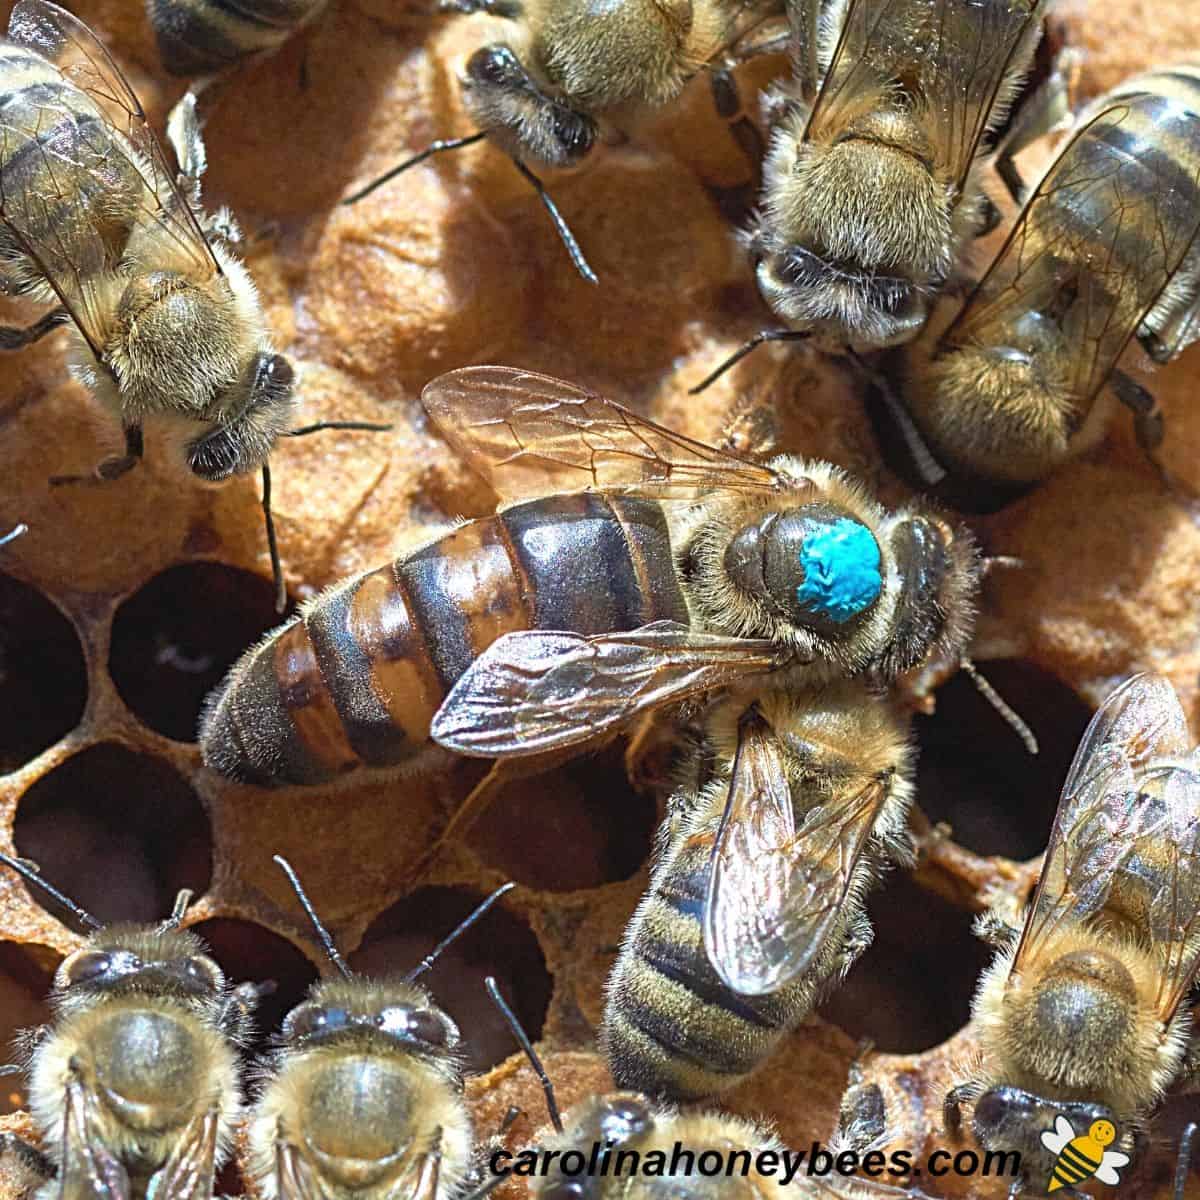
left=1041, top=1115, right=1130, bottom=1192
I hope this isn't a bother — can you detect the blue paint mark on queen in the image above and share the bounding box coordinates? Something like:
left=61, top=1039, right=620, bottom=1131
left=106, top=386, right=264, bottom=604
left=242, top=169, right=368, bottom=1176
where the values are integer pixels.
left=794, top=518, right=883, bottom=623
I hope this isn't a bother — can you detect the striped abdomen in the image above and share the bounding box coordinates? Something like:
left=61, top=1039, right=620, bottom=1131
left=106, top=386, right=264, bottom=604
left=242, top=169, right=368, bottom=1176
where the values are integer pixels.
left=200, top=493, right=689, bottom=787
left=147, top=0, right=328, bottom=75
left=600, top=796, right=812, bottom=1100
left=0, top=45, right=144, bottom=289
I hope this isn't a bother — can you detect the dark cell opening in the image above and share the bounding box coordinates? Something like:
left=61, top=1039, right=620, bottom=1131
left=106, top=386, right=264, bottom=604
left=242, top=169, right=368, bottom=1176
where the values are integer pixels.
left=468, top=745, right=656, bottom=891
left=0, top=943, right=53, bottom=1114
left=350, top=887, right=551, bottom=1074
left=913, top=659, right=1093, bottom=860
left=818, top=872, right=991, bottom=1052
left=188, top=918, right=319, bottom=1054
left=0, top=573, right=87, bottom=773
left=13, top=744, right=211, bottom=926
left=109, top=562, right=282, bottom=743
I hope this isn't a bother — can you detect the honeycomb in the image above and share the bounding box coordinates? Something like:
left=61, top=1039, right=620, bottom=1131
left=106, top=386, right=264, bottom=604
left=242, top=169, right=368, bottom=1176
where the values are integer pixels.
left=1, top=0, right=1199, bottom=1198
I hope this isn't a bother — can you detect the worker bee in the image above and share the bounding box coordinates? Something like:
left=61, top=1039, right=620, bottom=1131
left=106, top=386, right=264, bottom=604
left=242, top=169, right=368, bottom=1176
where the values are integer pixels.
left=246, top=858, right=513, bottom=1200
left=200, top=365, right=980, bottom=804
left=0, top=851, right=261, bottom=1200
left=342, top=0, right=790, bottom=283
left=0, top=1, right=385, bottom=609
left=602, top=680, right=914, bottom=1099
left=147, top=0, right=328, bottom=76
left=897, top=67, right=1200, bottom=495
left=693, top=0, right=1051, bottom=392
left=946, top=673, right=1200, bottom=1190
left=490, top=975, right=942, bottom=1200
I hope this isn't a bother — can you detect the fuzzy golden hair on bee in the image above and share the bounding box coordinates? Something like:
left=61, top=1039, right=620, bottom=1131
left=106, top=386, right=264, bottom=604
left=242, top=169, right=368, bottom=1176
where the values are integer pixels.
left=971, top=919, right=1192, bottom=1119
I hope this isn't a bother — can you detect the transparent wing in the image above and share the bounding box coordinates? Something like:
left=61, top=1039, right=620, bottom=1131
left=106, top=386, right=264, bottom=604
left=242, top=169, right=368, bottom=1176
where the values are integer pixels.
left=148, top=1112, right=218, bottom=1200
left=1, top=1, right=218, bottom=353
left=421, top=366, right=784, bottom=505
left=429, top=621, right=786, bottom=758
left=787, top=0, right=822, bottom=103
left=805, top=0, right=1044, bottom=189
left=944, top=96, right=1200, bottom=406
left=57, top=1080, right=132, bottom=1200
left=1012, top=674, right=1197, bottom=995
left=276, top=1142, right=326, bottom=1200
left=705, top=708, right=892, bottom=995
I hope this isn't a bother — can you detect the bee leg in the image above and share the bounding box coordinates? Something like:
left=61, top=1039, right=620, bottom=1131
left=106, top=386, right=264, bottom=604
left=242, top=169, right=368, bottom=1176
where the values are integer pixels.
left=992, top=47, right=1082, bottom=207
left=218, top=979, right=275, bottom=1041
left=974, top=194, right=1003, bottom=238
left=0, top=1132, right=55, bottom=1187
left=709, top=68, right=764, bottom=174
left=688, top=329, right=812, bottom=394
left=0, top=306, right=69, bottom=350
left=50, top=423, right=144, bottom=487
left=972, top=908, right=1020, bottom=951
left=837, top=1043, right=885, bottom=1153
left=1108, top=368, right=1182, bottom=493
left=166, top=90, right=209, bottom=192
left=943, top=1082, right=981, bottom=1135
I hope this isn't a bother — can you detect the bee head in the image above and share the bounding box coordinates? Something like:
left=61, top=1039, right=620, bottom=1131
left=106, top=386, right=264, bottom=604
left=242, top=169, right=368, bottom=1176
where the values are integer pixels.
left=187, top=352, right=296, bottom=482
left=724, top=504, right=884, bottom=639
left=54, top=926, right=225, bottom=1013
left=536, top=1094, right=655, bottom=1199
left=281, top=978, right=460, bottom=1058
left=462, top=45, right=597, bottom=169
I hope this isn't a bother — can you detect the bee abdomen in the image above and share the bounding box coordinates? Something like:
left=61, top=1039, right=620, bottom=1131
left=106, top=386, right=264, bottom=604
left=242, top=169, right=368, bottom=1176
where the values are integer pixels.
left=602, top=835, right=806, bottom=1100
left=201, top=494, right=686, bottom=787
left=147, top=0, right=326, bottom=76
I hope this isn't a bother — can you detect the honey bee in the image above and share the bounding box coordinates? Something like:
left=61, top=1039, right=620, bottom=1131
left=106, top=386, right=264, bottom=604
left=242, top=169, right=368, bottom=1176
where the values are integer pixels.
left=246, top=858, right=514, bottom=1200
left=691, top=0, right=1051, bottom=392
left=0, top=851, right=261, bottom=1200
left=602, top=681, right=914, bottom=1099
left=0, top=2, right=385, bottom=610
left=897, top=68, right=1200, bottom=495
left=200, top=365, right=979, bottom=807
left=946, top=672, right=1200, bottom=1190
left=146, top=0, right=328, bottom=76
left=342, top=0, right=791, bottom=283
left=490, top=975, right=941, bottom=1200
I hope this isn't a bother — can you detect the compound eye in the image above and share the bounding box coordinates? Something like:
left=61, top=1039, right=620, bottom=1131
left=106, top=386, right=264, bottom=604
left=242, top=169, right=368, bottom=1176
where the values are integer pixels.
left=379, top=1006, right=452, bottom=1047
left=264, top=354, right=294, bottom=390
left=542, top=1182, right=587, bottom=1200
left=182, top=957, right=223, bottom=992
left=551, top=109, right=595, bottom=159
left=467, top=44, right=521, bottom=87
left=286, top=1004, right=328, bottom=1041
left=66, top=951, right=112, bottom=986
left=599, top=1096, right=651, bottom=1142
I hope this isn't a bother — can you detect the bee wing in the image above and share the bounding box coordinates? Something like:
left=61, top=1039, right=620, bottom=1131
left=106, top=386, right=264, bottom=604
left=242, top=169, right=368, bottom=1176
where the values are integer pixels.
left=147, top=1112, right=218, bottom=1200
left=946, top=96, right=1200, bottom=407
left=2, top=1, right=219, bottom=356
left=276, top=1142, right=326, bottom=1200
left=430, top=621, right=786, bottom=758
left=704, top=707, right=891, bottom=995
left=804, top=0, right=1045, bottom=190
left=1012, top=674, right=1194, bottom=977
left=58, top=1079, right=132, bottom=1200
left=786, top=0, right=822, bottom=104
left=421, top=366, right=784, bottom=505
left=1040, top=1129, right=1067, bottom=1154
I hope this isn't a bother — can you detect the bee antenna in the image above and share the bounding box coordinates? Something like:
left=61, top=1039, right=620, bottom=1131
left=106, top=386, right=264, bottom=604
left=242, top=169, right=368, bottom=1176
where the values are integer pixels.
left=261, top=464, right=287, bottom=615
left=273, top=855, right=353, bottom=979
left=1174, top=1121, right=1196, bottom=1200
left=506, top=157, right=598, bottom=285
left=403, top=882, right=515, bottom=983
left=484, top=975, right=564, bottom=1134
left=160, top=889, right=195, bottom=931
left=0, top=852, right=102, bottom=933
left=0, top=522, right=27, bottom=547
left=688, top=329, right=812, bottom=395
left=284, top=421, right=393, bottom=438
left=960, top=659, right=1039, bottom=755
left=342, top=131, right=488, bottom=205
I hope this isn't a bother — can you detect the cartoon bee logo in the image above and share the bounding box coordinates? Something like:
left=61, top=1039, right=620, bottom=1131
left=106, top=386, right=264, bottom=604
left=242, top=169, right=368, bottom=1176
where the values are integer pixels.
left=1041, top=1115, right=1130, bottom=1193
